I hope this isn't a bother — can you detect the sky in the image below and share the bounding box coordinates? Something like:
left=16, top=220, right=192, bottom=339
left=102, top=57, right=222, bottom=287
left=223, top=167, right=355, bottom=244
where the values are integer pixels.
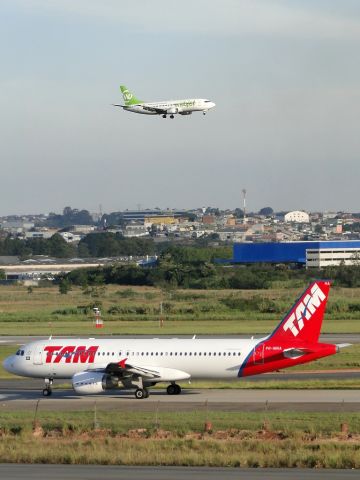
left=1, top=0, right=360, bottom=215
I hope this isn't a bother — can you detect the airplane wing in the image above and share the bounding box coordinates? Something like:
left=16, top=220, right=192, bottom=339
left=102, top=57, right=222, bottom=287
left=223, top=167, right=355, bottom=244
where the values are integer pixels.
left=89, top=358, right=190, bottom=382
left=105, top=360, right=162, bottom=379
left=112, top=104, right=126, bottom=108
left=142, top=105, right=168, bottom=114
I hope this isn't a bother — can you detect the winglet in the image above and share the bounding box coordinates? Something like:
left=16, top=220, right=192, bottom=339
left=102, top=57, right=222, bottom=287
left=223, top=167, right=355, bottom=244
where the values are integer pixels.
left=118, top=358, right=128, bottom=369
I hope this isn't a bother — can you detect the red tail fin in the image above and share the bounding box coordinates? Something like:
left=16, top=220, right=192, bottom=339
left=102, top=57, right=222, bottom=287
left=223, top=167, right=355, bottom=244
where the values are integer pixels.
left=268, top=281, right=331, bottom=344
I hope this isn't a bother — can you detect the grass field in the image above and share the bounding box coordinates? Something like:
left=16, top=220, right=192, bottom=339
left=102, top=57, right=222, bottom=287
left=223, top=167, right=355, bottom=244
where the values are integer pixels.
left=0, top=411, right=359, bottom=467
left=0, top=283, right=360, bottom=335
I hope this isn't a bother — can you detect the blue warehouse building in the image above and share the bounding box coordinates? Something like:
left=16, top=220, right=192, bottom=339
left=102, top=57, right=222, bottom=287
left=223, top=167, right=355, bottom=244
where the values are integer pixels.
left=232, top=241, right=360, bottom=267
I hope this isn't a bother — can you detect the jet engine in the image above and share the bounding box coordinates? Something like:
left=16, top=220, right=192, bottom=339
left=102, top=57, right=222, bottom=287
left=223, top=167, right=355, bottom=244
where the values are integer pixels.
left=167, top=107, right=178, bottom=115
left=72, top=371, right=118, bottom=395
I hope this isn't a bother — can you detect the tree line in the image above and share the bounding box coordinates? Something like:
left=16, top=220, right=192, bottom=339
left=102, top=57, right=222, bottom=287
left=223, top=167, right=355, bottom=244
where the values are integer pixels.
left=60, top=246, right=360, bottom=290
left=0, top=233, right=156, bottom=259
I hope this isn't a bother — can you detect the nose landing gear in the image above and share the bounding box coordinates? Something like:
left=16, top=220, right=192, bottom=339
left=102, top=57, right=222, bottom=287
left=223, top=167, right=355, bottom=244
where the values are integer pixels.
left=42, top=378, right=53, bottom=396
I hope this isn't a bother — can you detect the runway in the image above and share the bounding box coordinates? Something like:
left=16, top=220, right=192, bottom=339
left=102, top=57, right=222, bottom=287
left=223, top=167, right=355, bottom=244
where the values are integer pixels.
left=0, top=465, right=358, bottom=480
left=0, top=387, right=359, bottom=412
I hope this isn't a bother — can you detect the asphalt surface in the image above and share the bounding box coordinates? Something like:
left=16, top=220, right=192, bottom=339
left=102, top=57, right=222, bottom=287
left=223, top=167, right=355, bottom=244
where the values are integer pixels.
left=0, top=465, right=358, bottom=480
left=0, top=387, right=359, bottom=412
left=0, top=333, right=359, bottom=345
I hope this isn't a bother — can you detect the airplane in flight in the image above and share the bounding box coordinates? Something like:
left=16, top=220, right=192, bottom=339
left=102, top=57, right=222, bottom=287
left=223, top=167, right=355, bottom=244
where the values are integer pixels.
left=3, top=281, right=349, bottom=399
left=113, top=85, right=216, bottom=118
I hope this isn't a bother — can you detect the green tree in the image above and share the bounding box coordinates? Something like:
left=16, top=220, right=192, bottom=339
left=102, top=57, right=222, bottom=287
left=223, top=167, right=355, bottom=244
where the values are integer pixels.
left=59, top=278, right=72, bottom=294
left=258, top=207, right=274, bottom=216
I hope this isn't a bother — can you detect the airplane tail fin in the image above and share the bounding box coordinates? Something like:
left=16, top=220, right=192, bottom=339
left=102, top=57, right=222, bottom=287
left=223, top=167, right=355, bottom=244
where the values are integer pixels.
left=268, top=281, right=331, bottom=344
left=120, top=85, right=143, bottom=106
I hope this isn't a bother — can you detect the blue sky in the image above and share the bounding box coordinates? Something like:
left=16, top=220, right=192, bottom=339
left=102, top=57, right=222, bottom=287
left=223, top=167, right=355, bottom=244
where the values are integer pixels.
left=1, top=1, right=360, bottom=215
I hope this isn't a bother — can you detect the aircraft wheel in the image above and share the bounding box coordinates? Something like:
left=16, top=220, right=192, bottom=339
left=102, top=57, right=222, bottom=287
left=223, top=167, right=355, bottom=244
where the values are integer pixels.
left=42, top=388, right=52, bottom=397
left=143, top=388, right=149, bottom=398
left=170, top=115, right=174, bottom=119
left=135, top=388, right=146, bottom=399
left=166, top=384, right=176, bottom=395
left=174, top=384, right=181, bottom=395
left=162, top=114, right=166, bottom=118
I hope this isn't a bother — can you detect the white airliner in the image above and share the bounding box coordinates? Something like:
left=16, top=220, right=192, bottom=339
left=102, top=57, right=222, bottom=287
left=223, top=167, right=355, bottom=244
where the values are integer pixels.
left=113, top=85, right=216, bottom=118
left=3, top=281, right=349, bottom=399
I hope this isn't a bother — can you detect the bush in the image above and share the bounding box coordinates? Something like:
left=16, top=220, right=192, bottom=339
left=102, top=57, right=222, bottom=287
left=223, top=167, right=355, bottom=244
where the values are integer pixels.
left=115, top=288, right=137, bottom=298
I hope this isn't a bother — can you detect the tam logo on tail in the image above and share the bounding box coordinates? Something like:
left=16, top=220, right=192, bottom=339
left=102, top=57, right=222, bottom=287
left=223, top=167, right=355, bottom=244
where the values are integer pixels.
left=283, top=283, right=326, bottom=337
left=268, top=280, right=330, bottom=344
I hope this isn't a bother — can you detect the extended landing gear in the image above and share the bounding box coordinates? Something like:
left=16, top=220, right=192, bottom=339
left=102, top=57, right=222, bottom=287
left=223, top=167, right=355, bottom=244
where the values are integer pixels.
left=162, top=114, right=167, bottom=118
left=170, top=114, right=174, bottom=119
left=134, top=388, right=149, bottom=399
left=166, top=383, right=181, bottom=395
left=203, top=111, right=207, bottom=115
left=42, top=378, right=53, bottom=397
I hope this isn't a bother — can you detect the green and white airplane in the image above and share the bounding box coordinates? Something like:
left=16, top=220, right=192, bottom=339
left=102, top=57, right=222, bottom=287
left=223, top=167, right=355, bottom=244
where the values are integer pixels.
left=113, top=85, right=216, bottom=119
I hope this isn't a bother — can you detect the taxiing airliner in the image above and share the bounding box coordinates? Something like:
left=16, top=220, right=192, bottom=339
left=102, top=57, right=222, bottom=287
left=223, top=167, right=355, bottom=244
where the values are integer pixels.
left=113, top=85, right=216, bottom=118
left=3, top=281, right=349, bottom=399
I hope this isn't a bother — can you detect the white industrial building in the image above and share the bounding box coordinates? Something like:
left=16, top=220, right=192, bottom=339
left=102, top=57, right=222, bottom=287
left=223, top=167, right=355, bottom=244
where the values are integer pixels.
left=306, top=245, right=360, bottom=268
left=284, top=211, right=310, bottom=223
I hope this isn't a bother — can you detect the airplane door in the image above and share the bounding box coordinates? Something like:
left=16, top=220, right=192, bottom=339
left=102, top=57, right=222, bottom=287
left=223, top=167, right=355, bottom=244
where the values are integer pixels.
left=33, top=349, right=43, bottom=365
left=253, top=344, right=264, bottom=364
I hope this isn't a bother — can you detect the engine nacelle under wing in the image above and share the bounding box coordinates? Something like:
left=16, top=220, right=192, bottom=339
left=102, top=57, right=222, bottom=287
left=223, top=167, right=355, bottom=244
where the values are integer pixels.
left=72, top=371, right=118, bottom=395
left=167, top=107, right=178, bottom=115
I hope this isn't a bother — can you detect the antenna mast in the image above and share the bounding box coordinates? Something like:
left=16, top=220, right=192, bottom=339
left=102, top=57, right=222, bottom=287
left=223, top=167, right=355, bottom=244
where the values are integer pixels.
left=242, top=188, right=247, bottom=224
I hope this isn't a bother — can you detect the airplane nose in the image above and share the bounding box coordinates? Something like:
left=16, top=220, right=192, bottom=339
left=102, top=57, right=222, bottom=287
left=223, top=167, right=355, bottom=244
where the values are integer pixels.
left=3, top=356, right=15, bottom=374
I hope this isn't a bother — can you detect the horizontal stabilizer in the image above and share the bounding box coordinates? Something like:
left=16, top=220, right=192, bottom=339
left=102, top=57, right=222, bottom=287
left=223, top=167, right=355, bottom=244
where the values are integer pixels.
left=336, top=343, right=352, bottom=350
left=283, top=348, right=312, bottom=359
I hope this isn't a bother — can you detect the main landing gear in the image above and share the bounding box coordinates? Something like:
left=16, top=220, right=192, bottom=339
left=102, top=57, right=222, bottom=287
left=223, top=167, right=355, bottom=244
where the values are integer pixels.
left=42, top=378, right=53, bottom=397
left=166, top=383, right=181, bottom=395
left=134, top=388, right=149, bottom=399
left=162, top=114, right=167, bottom=118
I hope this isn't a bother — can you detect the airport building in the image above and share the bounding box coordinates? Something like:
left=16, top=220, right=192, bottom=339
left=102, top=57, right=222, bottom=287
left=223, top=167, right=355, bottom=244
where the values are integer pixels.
left=232, top=241, right=360, bottom=268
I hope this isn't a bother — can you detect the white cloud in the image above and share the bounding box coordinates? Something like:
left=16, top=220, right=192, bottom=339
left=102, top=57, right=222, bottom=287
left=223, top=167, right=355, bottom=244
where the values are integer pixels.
left=10, top=0, right=360, bottom=40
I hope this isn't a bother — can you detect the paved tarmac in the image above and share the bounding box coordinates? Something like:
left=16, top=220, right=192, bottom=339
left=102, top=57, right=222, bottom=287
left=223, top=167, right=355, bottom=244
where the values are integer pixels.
left=0, top=388, right=359, bottom=412
left=0, top=333, right=359, bottom=345
left=0, top=465, right=358, bottom=480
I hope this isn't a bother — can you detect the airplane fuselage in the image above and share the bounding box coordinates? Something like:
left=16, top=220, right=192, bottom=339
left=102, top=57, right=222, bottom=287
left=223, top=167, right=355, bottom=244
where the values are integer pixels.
left=4, top=336, right=337, bottom=381
left=4, top=338, right=256, bottom=380
left=123, top=98, right=215, bottom=115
